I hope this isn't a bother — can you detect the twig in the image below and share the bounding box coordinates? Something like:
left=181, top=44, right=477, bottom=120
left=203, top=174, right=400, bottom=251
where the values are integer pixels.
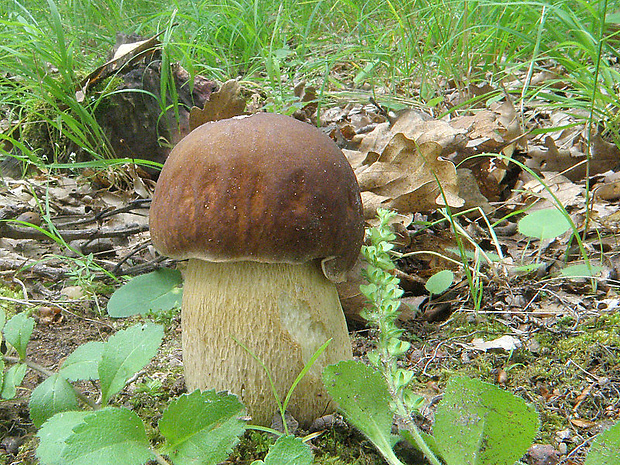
left=0, top=258, right=67, bottom=280
left=12, top=277, right=28, bottom=301
left=58, top=198, right=151, bottom=228
left=116, top=255, right=172, bottom=276
left=0, top=222, right=149, bottom=241
left=94, top=199, right=151, bottom=221
left=111, top=241, right=151, bottom=275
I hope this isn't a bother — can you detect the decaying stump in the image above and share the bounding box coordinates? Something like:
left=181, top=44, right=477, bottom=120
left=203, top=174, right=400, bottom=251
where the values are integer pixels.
left=94, top=35, right=217, bottom=177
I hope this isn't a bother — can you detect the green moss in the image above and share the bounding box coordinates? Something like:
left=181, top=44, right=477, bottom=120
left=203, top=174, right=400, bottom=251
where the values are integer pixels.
left=312, top=427, right=385, bottom=465
left=0, top=282, right=25, bottom=316
left=412, top=309, right=620, bottom=456
left=229, top=430, right=275, bottom=463
left=538, top=411, right=568, bottom=443
left=227, top=424, right=388, bottom=464
left=556, top=316, right=576, bottom=330
left=555, top=317, right=620, bottom=367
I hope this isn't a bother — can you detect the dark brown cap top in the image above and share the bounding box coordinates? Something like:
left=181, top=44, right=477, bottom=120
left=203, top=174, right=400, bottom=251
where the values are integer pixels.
left=149, top=112, right=364, bottom=282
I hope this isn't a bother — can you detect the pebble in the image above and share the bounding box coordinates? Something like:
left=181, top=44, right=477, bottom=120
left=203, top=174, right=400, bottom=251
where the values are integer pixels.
left=526, top=443, right=560, bottom=465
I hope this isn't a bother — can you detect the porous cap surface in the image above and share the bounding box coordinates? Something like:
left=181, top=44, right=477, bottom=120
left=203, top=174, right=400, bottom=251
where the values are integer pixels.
left=149, top=112, right=364, bottom=281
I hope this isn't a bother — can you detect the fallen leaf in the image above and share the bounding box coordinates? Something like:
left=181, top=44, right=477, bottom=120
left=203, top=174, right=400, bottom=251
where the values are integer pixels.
left=355, top=133, right=463, bottom=217
left=457, top=168, right=492, bottom=214
left=570, top=418, right=596, bottom=429
left=469, top=335, right=522, bottom=352
left=528, top=131, right=620, bottom=182
left=189, top=79, right=247, bottom=130
left=78, top=32, right=163, bottom=94
left=593, top=171, right=620, bottom=201
left=360, top=110, right=468, bottom=158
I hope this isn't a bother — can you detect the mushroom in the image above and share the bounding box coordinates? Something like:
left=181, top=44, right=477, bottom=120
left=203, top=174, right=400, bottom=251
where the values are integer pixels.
left=149, top=112, right=364, bottom=426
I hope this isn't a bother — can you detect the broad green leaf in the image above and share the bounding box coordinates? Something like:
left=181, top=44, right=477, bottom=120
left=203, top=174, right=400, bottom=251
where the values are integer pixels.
left=99, top=323, right=164, bottom=405
left=29, top=373, right=79, bottom=427
left=160, top=389, right=246, bottom=465
left=260, top=436, right=313, bottom=465
left=560, top=264, right=604, bottom=278
left=60, top=341, right=104, bottom=381
left=585, top=420, right=620, bottom=465
left=425, top=270, right=454, bottom=295
left=3, top=312, right=35, bottom=359
left=517, top=208, right=572, bottom=240
left=323, top=361, right=403, bottom=465
left=0, top=358, right=3, bottom=394
left=1, top=363, right=27, bottom=399
left=107, top=269, right=183, bottom=317
left=0, top=308, right=6, bottom=335
left=61, top=408, right=153, bottom=465
left=36, top=411, right=90, bottom=465
left=434, top=375, right=539, bottom=465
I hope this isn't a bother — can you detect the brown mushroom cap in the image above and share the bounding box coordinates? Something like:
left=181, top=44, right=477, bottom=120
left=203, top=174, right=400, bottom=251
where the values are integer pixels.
left=149, top=112, right=364, bottom=281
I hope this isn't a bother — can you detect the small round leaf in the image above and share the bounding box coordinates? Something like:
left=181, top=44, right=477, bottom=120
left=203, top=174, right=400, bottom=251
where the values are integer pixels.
left=517, top=208, right=572, bottom=240
left=425, top=270, right=454, bottom=295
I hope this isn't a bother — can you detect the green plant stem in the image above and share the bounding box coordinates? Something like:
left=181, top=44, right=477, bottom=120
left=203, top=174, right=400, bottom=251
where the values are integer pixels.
left=4, top=355, right=54, bottom=376
left=520, top=5, right=547, bottom=118
left=360, top=209, right=442, bottom=465
left=380, top=448, right=407, bottom=465
left=397, top=410, right=442, bottom=465
left=152, top=450, right=172, bottom=465
left=438, top=209, right=498, bottom=269
left=380, top=366, right=442, bottom=465
left=246, top=424, right=284, bottom=436
left=3, top=355, right=98, bottom=410
left=434, top=180, right=483, bottom=311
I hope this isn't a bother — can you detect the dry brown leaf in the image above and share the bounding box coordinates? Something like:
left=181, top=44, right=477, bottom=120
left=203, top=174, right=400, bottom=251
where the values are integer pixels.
left=78, top=32, right=163, bottom=95
left=594, top=171, right=620, bottom=201
left=189, top=79, right=247, bottom=130
left=527, top=136, right=588, bottom=181
left=292, top=81, right=317, bottom=120
left=570, top=418, right=596, bottom=429
left=355, top=133, right=463, bottom=217
left=494, top=100, right=521, bottom=142
left=457, top=168, right=492, bottom=213
left=359, top=110, right=468, bottom=158
left=528, top=131, right=620, bottom=182
left=590, top=132, right=620, bottom=174
left=129, top=166, right=155, bottom=199
left=518, top=171, right=584, bottom=210
left=451, top=101, right=521, bottom=156
left=342, top=149, right=365, bottom=170
left=451, top=110, right=504, bottom=149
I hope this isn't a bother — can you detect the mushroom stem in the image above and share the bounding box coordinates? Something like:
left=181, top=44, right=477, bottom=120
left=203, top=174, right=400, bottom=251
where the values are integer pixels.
left=181, top=258, right=353, bottom=427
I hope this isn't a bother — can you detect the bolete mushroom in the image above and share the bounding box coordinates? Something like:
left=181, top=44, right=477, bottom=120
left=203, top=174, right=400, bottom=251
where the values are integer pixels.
left=149, top=112, right=364, bottom=426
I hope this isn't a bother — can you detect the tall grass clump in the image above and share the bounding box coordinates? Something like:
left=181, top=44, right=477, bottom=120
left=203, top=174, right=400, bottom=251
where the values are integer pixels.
left=0, top=0, right=116, bottom=165
left=0, top=0, right=617, bottom=168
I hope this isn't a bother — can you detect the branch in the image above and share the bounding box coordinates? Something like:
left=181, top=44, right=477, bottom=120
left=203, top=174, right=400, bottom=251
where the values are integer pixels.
left=0, top=223, right=149, bottom=241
